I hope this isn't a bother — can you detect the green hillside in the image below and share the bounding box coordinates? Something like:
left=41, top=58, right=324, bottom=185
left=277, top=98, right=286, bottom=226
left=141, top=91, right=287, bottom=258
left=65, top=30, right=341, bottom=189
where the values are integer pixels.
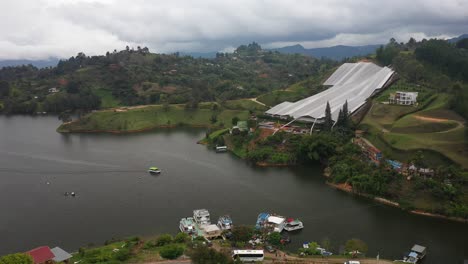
left=0, top=43, right=338, bottom=115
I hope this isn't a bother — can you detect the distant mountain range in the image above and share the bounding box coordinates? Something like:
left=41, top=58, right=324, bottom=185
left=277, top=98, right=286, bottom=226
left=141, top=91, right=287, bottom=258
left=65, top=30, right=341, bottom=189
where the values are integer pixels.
left=269, top=44, right=382, bottom=61
left=1, top=34, right=467, bottom=67
left=447, top=34, right=468, bottom=43
left=0, top=58, right=59, bottom=69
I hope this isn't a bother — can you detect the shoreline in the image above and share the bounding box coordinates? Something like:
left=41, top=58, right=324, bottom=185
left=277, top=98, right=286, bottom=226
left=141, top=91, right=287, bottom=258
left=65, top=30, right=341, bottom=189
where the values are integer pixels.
left=326, top=181, right=468, bottom=224
left=57, top=123, right=218, bottom=134
left=57, top=124, right=467, bottom=224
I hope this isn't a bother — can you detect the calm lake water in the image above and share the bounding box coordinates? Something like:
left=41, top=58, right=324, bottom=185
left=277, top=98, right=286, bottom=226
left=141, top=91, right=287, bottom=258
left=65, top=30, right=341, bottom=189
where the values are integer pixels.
left=0, top=116, right=467, bottom=263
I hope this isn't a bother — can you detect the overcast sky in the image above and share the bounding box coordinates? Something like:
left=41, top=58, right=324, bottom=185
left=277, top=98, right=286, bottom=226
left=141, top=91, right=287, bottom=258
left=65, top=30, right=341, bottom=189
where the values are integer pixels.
left=1, top=0, right=467, bottom=60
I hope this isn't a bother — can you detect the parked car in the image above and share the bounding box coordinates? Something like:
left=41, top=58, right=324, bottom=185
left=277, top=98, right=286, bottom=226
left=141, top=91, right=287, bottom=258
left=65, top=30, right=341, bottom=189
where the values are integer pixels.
left=344, top=261, right=360, bottom=264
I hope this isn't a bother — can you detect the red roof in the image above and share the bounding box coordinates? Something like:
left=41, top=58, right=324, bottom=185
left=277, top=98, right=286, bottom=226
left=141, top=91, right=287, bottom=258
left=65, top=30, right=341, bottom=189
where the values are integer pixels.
left=27, top=246, right=55, bottom=264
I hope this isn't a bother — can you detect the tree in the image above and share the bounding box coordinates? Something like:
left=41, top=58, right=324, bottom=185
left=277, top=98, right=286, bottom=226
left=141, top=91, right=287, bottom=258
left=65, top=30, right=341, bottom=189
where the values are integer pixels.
left=231, top=116, right=240, bottom=126
left=0, top=253, right=33, bottom=264
left=231, top=225, right=254, bottom=243
left=267, top=232, right=282, bottom=246
left=174, top=232, right=190, bottom=243
left=322, top=101, right=333, bottom=131
left=155, top=234, right=173, bottom=246
left=159, top=244, right=184, bottom=260
left=345, top=239, right=368, bottom=255
left=0, top=80, right=10, bottom=97
left=210, top=114, right=218, bottom=124
left=189, top=246, right=234, bottom=264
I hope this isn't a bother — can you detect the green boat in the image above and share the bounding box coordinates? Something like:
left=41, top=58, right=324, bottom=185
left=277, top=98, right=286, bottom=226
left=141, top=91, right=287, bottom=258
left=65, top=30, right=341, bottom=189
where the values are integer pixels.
left=148, top=166, right=161, bottom=174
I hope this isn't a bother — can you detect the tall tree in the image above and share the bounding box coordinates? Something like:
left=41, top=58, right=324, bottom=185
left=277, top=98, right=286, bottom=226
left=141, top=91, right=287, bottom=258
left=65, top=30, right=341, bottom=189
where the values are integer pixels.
left=323, top=101, right=333, bottom=131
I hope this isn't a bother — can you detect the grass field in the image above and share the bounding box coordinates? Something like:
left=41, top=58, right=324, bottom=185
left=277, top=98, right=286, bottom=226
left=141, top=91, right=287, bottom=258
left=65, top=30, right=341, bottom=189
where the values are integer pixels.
left=58, top=102, right=254, bottom=132
left=360, top=93, right=468, bottom=168
left=94, top=88, right=121, bottom=108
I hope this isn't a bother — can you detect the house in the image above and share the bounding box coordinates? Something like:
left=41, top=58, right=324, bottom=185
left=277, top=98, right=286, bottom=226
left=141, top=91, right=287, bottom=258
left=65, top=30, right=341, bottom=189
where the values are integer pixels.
left=51, top=247, right=72, bottom=263
left=48, top=87, right=59, bottom=93
left=389, top=91, right=418, bottom=105
left=202, top=224, right=222, bottom=239
left=26, top=246, right=55, bottom=264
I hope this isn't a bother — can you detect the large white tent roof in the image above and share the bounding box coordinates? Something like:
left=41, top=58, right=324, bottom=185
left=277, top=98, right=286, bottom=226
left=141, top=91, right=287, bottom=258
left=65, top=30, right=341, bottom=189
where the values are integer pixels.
left=265, top=62, right=394, bottom=121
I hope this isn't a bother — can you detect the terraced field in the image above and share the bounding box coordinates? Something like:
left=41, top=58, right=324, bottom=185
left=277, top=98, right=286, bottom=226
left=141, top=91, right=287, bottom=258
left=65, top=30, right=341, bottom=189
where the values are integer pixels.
left=361, top=93, right=468, bottom=168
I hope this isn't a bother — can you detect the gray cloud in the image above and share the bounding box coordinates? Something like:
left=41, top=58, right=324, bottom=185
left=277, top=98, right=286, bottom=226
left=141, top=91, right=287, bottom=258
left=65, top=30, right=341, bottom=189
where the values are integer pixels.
left=1, top=0, right=467, bottom=59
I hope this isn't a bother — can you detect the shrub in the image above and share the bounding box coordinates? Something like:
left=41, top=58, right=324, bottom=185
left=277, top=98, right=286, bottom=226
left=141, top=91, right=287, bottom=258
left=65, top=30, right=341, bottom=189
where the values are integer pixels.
left=159, top=244, right=184, bottom=260
left=156, top=234, right=173, bottom=246
left=174, top=232, right=190, bottom=243
left=115, top=248, right=131, bottom=261
left=267, top=232, right=282, bottom=247
left=0, top=253, right=33, bottom=264
left=189, top=246, right=234, bottom=264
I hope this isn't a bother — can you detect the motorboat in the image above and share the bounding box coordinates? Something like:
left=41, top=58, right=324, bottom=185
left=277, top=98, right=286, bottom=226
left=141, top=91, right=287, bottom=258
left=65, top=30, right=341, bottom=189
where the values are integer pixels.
left=148, top=166, right=161, bottom=174
left=217, top=215, right=233, bottom=230
left=284, top=218, right=304, bottom=231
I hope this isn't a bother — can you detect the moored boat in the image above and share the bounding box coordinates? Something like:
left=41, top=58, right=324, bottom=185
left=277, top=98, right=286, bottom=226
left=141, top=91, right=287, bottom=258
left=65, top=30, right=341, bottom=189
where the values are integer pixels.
left=179, top=217, right=196, bottom=234
left=255, top=213, right=270, bottom=229
left=217, top=215, right=233, bottom=230
left=399, top=244, right=427, bottom=263
left=284, top=218, right=304, bottom=231
left=193, top=209, right=211, bottom=226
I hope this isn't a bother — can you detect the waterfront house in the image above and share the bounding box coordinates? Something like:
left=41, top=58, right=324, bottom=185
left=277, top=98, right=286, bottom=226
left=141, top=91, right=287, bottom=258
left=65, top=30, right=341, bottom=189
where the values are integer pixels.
left=26, top=246, right=55, bottom=264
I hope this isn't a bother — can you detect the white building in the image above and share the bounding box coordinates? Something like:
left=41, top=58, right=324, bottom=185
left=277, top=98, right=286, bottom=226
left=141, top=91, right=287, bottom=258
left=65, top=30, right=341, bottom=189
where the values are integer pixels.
left=265, top=62, right=395, bottom=123
left=389, top=91, right=418, bottom=105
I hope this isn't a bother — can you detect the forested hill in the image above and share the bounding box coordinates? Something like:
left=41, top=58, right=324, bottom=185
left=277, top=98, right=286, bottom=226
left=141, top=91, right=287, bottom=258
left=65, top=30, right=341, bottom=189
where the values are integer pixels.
left=0, top=43, right=338, bottom=114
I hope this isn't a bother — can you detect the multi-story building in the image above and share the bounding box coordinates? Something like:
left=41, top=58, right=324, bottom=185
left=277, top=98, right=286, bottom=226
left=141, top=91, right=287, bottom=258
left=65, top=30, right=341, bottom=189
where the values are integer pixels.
left=389, top=91, right=418, bottom=105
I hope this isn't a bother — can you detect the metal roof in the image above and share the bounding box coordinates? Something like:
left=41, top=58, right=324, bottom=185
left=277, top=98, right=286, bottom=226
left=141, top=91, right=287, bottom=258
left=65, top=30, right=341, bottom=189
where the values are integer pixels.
left=411, top=244, right=426, bottom=253
left=266, top=62, right=394, bottom=121
left=268, top=216, right=285, bottom=224
left=51, top=247, right=72, bottom=262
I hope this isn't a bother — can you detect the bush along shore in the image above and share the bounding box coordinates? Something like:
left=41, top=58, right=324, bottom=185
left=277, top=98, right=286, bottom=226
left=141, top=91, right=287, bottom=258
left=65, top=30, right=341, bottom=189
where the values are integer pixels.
left=0, top=229, right=397, bottom=264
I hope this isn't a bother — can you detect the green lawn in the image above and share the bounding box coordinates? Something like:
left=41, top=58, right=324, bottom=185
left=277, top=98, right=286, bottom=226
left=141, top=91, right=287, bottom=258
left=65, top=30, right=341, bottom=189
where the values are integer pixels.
left=58, top=104, right=251, bottom=132
left=94, top=88, right=121, bottom=108
left=224, top=99, right=267, bottom=111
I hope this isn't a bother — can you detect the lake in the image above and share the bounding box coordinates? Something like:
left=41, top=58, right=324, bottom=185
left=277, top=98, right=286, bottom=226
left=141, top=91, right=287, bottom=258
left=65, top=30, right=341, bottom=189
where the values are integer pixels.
left=0, top=116, right=467, bottom=263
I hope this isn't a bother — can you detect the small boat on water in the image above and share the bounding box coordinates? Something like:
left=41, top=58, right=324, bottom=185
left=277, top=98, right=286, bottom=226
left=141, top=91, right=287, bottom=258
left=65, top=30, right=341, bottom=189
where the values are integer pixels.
left=179, top=217, right=196, bottom=234
left=217, top=215, right=233, bottom=230
left=398, top=244, right=427, bottom=263
left=193, top=209, right=211, bottom=226
left=148, top=166, right=161, bottom=174
left=284, top=218, right=304, bottom=231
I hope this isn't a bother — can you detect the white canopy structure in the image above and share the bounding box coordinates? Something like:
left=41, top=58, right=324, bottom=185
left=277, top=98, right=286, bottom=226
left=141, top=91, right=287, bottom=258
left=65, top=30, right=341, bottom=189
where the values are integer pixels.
left=265, top=62, right=394, bottom=122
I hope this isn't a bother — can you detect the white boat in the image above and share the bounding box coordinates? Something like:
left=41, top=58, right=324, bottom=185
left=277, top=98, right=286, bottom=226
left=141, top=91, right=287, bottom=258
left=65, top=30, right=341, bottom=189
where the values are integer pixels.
left=193, top=209, right=211, bottom=226
left=148, top=166, right=161, bottom=174
left=400, top=244, right=427, bottom=264
left=215, top=146, right=228, bottom=153
left=284, top=218, right=304, bottom=231
left=179, top=217, right=196, bottom=234
left=267, top=215, right=286, bottom=233
left=217, top=215, right=233, bottom=230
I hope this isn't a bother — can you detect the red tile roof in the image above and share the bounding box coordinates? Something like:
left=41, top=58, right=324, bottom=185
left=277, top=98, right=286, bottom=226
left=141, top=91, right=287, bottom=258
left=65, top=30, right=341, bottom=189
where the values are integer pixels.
left=26, top=246, right=55, bottom=264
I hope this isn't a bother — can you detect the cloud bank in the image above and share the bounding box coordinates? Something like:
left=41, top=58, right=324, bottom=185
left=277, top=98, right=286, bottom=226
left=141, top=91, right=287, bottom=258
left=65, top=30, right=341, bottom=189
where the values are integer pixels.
left=1, top=0, right=467, bottom=59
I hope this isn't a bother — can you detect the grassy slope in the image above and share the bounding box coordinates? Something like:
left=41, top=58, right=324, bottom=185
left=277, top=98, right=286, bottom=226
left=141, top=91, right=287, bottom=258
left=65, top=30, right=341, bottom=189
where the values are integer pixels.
left=361, top=93, right=468, bottom=168
left=58, top=102, right=253, bottom=132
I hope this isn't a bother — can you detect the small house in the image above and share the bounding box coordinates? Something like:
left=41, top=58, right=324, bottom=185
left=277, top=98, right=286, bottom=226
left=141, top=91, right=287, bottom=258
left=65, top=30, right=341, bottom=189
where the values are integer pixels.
left=26, top=246, right=55, bottom=264
left=202, top=224, right=222, bottom=239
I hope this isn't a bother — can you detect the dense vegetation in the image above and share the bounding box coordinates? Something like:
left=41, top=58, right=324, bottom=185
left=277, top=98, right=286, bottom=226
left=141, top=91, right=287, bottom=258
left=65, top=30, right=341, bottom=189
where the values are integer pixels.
left=0, top=43, right=337, bottom=115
